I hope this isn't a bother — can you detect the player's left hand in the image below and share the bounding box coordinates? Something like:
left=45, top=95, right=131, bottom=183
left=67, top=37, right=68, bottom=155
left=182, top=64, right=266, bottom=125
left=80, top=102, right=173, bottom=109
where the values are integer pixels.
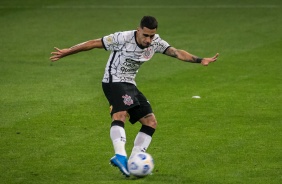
left=201, top=53, right=219, bottom=66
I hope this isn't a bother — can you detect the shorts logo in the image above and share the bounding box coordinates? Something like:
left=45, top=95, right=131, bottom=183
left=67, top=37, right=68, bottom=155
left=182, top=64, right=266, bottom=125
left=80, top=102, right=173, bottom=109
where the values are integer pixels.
left=122, top=94, right=133, bottom=106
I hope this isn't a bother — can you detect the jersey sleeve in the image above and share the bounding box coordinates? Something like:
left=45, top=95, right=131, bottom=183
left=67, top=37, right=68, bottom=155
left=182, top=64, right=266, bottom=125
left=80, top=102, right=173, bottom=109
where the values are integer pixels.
left=101, top=32, right=124, bottom=51
left=154, top=36, right=170, bottom=54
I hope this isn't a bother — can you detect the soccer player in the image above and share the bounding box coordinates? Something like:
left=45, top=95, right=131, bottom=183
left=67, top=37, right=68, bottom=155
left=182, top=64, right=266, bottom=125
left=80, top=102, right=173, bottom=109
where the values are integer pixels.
left=50, top=16, right=219, bottom=177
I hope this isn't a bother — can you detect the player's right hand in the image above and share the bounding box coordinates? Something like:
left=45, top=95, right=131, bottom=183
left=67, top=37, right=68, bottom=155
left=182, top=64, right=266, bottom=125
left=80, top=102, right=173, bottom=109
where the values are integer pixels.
left=49, top=47, right=69, bottom=62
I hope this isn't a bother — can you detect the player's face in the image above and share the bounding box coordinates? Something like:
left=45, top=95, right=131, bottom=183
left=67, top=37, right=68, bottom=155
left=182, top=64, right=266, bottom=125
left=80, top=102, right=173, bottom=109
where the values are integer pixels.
left=136, top=27, right=156, bottom=48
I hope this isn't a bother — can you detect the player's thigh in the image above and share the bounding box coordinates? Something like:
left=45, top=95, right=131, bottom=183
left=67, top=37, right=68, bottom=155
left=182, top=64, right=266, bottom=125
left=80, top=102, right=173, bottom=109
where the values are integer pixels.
left=102, top=82, right=139, bottom=116
left=128, top=91, right=154, bottom=124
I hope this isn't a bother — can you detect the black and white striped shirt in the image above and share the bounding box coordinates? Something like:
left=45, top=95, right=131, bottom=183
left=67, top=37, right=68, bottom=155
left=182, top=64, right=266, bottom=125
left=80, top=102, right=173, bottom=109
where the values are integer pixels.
left=101, top=30, right=170, bottom=85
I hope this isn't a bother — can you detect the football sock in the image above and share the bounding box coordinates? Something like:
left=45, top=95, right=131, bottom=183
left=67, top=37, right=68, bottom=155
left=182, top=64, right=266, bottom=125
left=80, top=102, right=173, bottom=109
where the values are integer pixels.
left=130, top=125, right=155, bottom=158
left=110, top=120, right=127, bottom=156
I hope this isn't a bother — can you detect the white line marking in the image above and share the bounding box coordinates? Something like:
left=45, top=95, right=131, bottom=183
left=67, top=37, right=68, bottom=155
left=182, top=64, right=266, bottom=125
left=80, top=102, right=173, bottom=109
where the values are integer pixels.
left=0, top=5, right=280, bottom=9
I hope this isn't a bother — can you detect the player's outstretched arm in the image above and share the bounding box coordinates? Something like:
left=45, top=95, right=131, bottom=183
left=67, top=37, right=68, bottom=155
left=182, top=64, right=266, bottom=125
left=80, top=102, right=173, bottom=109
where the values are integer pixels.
left=50, top=39, right=104, bottom=62
left=164, top=47, right=219, bottom=66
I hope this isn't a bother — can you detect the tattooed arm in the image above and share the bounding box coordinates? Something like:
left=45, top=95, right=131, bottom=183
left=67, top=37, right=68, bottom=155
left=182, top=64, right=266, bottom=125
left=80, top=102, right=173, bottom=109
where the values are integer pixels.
left=164, top=47, right=219, bottom=66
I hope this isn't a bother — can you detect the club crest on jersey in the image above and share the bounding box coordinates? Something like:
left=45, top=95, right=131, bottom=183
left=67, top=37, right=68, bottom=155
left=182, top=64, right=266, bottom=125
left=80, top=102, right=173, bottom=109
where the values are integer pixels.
left=143, top=48, right=153, bottom=59
left=122, top=94, right=133, bottom=106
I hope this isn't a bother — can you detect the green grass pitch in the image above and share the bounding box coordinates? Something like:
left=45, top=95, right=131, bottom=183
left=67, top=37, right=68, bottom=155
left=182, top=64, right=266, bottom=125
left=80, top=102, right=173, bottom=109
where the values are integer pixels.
left=0, top=0, right=281, bottom=183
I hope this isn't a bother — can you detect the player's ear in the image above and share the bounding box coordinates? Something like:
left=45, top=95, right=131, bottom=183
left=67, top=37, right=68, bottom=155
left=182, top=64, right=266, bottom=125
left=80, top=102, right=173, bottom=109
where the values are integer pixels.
left=137, top=27, right=142, bottom=36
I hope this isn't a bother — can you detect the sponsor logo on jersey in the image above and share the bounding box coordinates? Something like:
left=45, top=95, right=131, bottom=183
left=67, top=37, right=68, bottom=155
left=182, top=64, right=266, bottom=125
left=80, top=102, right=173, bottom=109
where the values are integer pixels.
left=106, top=36, right=113, bottom=43
left=121, top=60, right=142, bottom=73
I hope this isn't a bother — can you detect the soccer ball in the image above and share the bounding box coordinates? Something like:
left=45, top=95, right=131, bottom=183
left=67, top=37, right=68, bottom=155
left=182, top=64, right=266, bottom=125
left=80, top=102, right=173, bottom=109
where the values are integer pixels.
left=128, top=152, right=154, bottom=177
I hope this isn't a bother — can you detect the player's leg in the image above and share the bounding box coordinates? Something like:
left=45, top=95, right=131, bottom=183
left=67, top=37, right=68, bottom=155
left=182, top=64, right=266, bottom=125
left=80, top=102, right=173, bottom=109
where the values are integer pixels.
left=103, top=82, right=135, bottom=158
left=129, top=113, right=157, bottom=158
left=127, top=89, right=157, bottom=159
left=102, top=82, right=137, bottom=177
left=110, top=111, right=128, bottom=157
left=109, top=111, right=130, bottom=177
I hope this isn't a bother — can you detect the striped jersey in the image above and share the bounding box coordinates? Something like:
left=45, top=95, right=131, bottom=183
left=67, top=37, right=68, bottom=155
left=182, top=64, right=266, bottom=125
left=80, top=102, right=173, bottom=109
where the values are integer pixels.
left=101, top=30, right=170, bottom=85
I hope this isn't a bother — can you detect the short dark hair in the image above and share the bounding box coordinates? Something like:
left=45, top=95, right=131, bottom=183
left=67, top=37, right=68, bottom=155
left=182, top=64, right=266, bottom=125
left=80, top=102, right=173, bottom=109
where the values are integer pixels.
left=140, top=16, right=158, bottom=29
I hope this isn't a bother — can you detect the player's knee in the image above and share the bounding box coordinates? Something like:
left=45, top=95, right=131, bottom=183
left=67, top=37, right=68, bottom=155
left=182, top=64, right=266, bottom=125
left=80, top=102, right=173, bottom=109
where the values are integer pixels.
left=112, top=111, right=127, bottom=122
left=149, top=118, right=157, bottom=129
left=140, top=113, right=157, bottom=129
